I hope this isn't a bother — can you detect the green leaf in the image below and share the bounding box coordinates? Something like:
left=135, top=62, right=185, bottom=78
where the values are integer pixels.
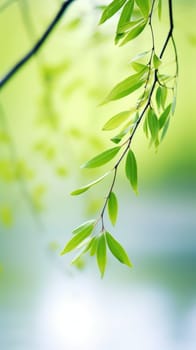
left=135, top=0, right=150, bottom=17
left=131, top=61, right=147, bottom=72
left=71, top=236, right=96, bottom=265
left=156, top=86, right=167, bottom=110
left=161, top=118, right=170, bottom=141
left=159, top=104, right=172, bottom=129
left=90, top=237, right=98, bottom=256
left=71, top=172, right=110, bottom=195
left=143, top=116, right=149, bottom=137
left=153, top=54, right=162, bottom=69
left=102, top=111, right=131, bottom=131
left=131, top=50, right=150, bottom=63
left=125, top=149, right=138, bottom=193
left=156, top=86, right=162, bottom=110
left=111, top=126, right=131, bottom=144
left=96, top=234, right=107, bottom=277
left=118, top=18, right=144, bottom=33
left=99, top=0, right=127, bottom=24
left=71, top=237, right=95, bottom=265
left=82, top=147, right=121, bottom=168
left=108, top=192, right=118, bottom=226
left=160, top=86, right=167, bottom=109
left=106, top=232, right=132, bottom=267
left=116, top=0, right=134, bottom=36
left=72, top=220, right=96, bottom=235
left=120, top=20, right=147, bottom=46
left=103, top=70, right=147, bottom=103
left=61, top=223, right=94, bottom=255
left=147, top=108, right=159, bottom=141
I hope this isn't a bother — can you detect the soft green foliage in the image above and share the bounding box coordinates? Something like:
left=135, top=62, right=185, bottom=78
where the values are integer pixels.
left=99, top=0, right=127, bottom=24
left=108, top=192, right=118, bottom=225
left=147, top=108, right=159, bottom=143
left=61, top=221, right=95, bottom=254
left=103, top=70, right=147, bottom=102
left=106, top=232, right=132, bottom=267
left=71, top=172, right=110, bottom=195
left=135, top=0, right=150, bottom=17
left=125, top=149, right=138, bottom=193
left=120, top=19, right=147, bottom=46
left=96, top=234, right=107, bottom=277
left=81, top=147, right=121, bottom=168
left=159, top=104, right=172, bottom=129
left=102, top=111, right=131, bottom=131
left=62, top=0, right=178, bottom=276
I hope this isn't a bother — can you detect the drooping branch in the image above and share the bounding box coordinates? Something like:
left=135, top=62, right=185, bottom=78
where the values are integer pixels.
left=0, top=0, right=76, bottom=90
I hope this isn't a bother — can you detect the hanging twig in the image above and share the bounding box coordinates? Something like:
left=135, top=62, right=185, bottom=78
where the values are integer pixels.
left=0, top=0, right=76, bottom=89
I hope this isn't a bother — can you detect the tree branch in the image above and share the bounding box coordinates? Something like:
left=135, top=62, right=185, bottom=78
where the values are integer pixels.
left=0, top=0, right=76, bottom=90
left=98, top=0, right=177, bottom=226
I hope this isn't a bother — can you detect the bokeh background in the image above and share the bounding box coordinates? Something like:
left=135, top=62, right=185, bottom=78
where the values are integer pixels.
left=0, top=0, right=196, bottom=349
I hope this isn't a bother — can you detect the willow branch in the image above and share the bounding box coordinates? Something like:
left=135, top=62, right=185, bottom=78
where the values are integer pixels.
left=98, top=0, right=177, bottom=226
left=0, top=0, right=76, bottom=90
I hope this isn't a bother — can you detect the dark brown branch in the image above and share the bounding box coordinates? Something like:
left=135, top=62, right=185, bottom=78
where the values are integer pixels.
left=0, top=0, right=75, bottom=89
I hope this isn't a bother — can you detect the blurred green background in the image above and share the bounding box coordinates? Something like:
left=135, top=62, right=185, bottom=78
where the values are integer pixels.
left=0, top=1, right=196, bottom=349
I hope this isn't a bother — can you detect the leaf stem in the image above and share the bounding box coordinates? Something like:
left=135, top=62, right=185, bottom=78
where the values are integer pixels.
left=98, top=0, right=177, bottom=229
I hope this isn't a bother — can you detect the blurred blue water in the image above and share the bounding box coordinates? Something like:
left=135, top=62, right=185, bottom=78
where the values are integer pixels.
left=0, top=191, right=195, bottom=350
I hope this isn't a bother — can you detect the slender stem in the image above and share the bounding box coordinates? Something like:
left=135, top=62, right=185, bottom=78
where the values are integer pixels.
left=100, top=167, right=117, bottom=230
left=98, top=0, right=177, bottom=227
left=0, top=0, right=76, bottom=89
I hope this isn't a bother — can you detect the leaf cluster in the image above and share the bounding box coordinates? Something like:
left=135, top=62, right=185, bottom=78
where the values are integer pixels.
left=61, top=221, right=132, bottom=277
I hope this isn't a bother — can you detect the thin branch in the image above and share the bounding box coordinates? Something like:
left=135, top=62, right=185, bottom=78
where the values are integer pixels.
left=0, top=0, right=76, bottom=89
left=98, top=0, right=177, bottom=226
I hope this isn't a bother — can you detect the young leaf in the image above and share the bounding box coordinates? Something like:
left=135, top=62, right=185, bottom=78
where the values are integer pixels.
left=147, top=109, right=159, bottom=141
left=116, top=0, right=134, bottom=35
left=156, top=86, right=162, bottom=110
left=118, top=18, right=145, bottom=33
left=125, top=149, right=138, bottom=193
left=108, top=192, right=118, bottom=226
left=99, top=0, right=127, bottom=24
left=103, top=70, right=147, bottom=103
left=156, top=86, right=167, bottom=110
left=82, top=147, right=120, bottom=168
left=161, top=118, right=170, bottom=141
left=96, top=234, right=107, bottom=277
left=111, top=125, right=131, bottom=144
left=159, top=104, right=172, bottom=129
left=71, top=236, right=94, bottom=265
left=120, top=20, right=147, bottom=46
left=135, top=0, right=150, bottom=17
left=131, top=50, right=150, bottom=63
left=90, top=237, right=98, bottom=256
left=61, top=223, right=94, bottom=255
left=160, top=86, right=167, bottom=109
left=72, top=220, right=95, bottom=235
left=106, top=232, right=132, bottom=267
left=153, top=54, right=162, bottom=69
left=143, top=116, right=149, bottom=137
left=102, top=111, right=131, bottom=131
left=71, top=172, right=110, bottom=195
left=131, top=62, right=147, bottom=72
